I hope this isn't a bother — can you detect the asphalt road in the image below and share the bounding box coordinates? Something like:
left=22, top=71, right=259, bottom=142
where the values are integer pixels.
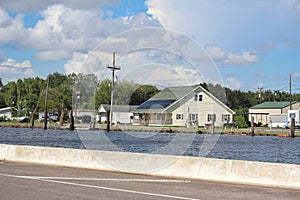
left=0, top=161, right=299, bottom=200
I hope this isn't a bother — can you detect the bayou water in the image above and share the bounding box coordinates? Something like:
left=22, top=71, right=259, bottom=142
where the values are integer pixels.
left=0, top=127, right=299, bottom=165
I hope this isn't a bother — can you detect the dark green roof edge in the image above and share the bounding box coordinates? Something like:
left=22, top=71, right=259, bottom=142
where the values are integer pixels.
left=250, top=101, right=299, bottom=109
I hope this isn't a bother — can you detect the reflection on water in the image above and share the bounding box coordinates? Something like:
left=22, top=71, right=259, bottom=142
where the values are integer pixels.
left=0, top=127, right=299, bottom=164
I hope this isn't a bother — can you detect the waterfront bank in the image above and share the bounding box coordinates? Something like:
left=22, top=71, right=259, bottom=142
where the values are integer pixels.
left=1, top=122, right=299, bottom=136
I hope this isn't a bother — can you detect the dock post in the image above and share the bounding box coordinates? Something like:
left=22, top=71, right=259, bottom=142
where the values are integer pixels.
left=251, top=117, right=255, bottom=136
left=107, top=110, right=110, bottom=132
left=69, top=110, right=75, bottom=130
left=211, top=114, right=216, bottom=134
left=291, top=117, right=295, bottom=138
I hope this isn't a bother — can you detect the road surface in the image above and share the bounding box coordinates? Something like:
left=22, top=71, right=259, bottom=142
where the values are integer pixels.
left=0, top=161, right=299, bottom=200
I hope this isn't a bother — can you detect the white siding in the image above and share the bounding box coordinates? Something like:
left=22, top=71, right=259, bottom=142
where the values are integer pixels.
left=172, top=91, right=233, bottom=127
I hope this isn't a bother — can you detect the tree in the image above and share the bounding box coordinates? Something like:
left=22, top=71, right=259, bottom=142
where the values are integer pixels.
left=130, top=84, right=159, bottom=105
left=95, top=78, right=112, bottom=108
left=3, top=81, right=17, bottom=107
left=114, top=79, right=139, bottom=105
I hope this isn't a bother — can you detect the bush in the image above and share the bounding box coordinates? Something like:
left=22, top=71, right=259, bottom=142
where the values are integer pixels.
left=233, top=115, right=248, bottom=128
left=0, top=116, right=6, bottom=122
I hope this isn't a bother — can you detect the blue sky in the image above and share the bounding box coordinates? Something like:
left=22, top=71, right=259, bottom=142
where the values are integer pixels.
left=1, top=0, right=300, bottom=93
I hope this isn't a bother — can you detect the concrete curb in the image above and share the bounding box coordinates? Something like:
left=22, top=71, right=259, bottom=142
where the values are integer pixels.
left=0, top=144, right=299, bottom=189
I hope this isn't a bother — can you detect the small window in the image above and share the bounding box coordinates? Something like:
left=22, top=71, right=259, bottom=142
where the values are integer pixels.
left=176, top=114, right=183, bottom=120
left=194, top=94, right=203, bottom=101
left=208, top=114, right=216, bottom=122
left=194, top=95, right=198, bottom=101
left=222, top=114, right=230, bottom=122
left=198, top=95, right=203, bottom=101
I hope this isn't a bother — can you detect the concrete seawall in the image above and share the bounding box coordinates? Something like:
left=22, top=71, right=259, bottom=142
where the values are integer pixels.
left=0, top=144, right=299, bottom=189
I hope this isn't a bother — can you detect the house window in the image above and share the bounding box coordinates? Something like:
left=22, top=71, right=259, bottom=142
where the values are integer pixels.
left=189, top=113, right=198, bottom=121
left=198, top=95, right=203, bottom=101
left=194, top=95, right=198, bottom=101
left=194, top=94, right=203, bottom=102
left=222, top=114, right=230, bottom=122
left=208, top=114, right=216, bottom=122
left=176, top=114, right=183, bottom=120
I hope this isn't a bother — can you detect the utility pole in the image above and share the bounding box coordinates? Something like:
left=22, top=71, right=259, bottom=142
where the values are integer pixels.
left=290, top=74, right=292, bottom=110
left=257, top=87, right=263, bottom=103
left=44, top=78, right=49, bottom=130
left=107, top=52, right=120, bottom=131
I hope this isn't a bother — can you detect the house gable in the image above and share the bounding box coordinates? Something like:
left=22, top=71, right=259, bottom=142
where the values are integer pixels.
left=135, top=85, right=235, bottom=115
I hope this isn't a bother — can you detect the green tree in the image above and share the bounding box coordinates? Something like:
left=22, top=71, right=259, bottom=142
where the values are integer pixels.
left=114, top=79, right=139, bottom=105
left=95, top=78, right=112, bottom=108
left=3, top=81, right=17, bottom=107
left=130, top=84, right=159, bottom=105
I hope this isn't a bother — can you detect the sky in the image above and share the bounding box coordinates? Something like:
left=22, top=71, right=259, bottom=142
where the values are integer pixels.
left=1, top=0, right=300, bottom=93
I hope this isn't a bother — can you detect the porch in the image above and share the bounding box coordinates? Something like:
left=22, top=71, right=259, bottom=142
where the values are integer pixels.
left=133, top=113, right=173, bottom=126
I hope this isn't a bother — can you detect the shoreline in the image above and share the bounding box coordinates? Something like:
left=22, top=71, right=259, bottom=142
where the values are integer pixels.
left=0, top=122, right=299, bottom=137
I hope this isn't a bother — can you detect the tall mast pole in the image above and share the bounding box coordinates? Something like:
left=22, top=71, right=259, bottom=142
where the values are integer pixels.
left=290, top=74, right=292, bottom=110
left=107, top=52, right=120, bottom=131
left=44, top=77, right=49, bottom=130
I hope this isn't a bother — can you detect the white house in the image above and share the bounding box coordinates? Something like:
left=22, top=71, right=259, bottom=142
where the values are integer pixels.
left=98, top=104, right=138, bottom=124
left=0, top=107, right=13, bottom=120
left=133, top=85, right=235, bottom=127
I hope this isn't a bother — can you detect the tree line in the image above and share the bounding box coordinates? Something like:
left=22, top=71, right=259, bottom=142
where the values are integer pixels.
left=1, top=72, right=300, bottom=123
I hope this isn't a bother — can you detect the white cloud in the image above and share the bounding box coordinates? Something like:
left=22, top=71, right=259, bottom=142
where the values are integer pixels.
left=206, top=46, right=226, bottom=60
left=223, top=51, right=258, bottom=65
left=0, top=0, right=121, bottom=12
left=146, top=0, right=298, bottom=50
left=0, top=58, right=35, bottom=83
left=206, top=45, right=259, bottom=65
left=0, top=58, right=32, bottom=68
left=35, top=50, right=71, bottom=61
left=0, top=7, right=11, bottom=26
left=226, top=77, right=243, bottom=90
left=0, top=5, right=162, bottom=58
left=64, top=52, right=89, bottom=74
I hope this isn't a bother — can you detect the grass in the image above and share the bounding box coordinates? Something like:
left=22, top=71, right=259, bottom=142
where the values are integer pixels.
left=1, top=122, right=299, bottom=137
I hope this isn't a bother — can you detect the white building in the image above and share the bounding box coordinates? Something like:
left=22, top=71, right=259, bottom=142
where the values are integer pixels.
left=98, top=104, right=138, bottom=124
left=249, top=101, right=300, bottom=125
left=133, top=85, right=235, bottom=127
left=0, top=107, right=13, bottom=120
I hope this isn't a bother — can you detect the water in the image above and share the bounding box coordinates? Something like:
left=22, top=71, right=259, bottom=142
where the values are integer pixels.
left=1, top=127, right=299, bottom=165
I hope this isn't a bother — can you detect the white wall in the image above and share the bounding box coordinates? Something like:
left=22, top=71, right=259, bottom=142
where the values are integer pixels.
left=1, top=144, right=299, bottom=190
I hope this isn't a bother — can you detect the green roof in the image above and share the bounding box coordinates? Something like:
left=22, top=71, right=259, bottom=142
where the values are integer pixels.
left=250, top=101, right=299, bottom=109
left=150, top=85, right=198, bottom=100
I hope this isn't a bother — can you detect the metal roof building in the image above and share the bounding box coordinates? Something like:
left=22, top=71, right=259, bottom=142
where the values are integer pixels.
left=249, top=101, right=300, bottom=125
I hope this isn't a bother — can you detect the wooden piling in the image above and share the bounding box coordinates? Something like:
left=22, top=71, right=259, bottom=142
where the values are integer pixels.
left=251, top=117, right=255, bottom=136
left=106, top=110, right=110, bottom=132
left=291, top=117, right=295, bottom=138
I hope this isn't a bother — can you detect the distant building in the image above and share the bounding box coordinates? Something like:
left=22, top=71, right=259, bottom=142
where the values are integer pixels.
left=0, top=107, right=13, bottom=120
left=98, top=104, right=138, bottom=124
left=133, top=85, right=235, bottom=127
left=249, top=101, right=300, bottom=125
left=72, top=109, right=98, bottom=124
